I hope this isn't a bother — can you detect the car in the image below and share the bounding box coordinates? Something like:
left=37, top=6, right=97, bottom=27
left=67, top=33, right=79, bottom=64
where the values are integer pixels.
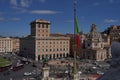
left=32, top=63, right=37, bottom=67
left=24, top=72, right=32, bottom=76
left=93, top=62, right=98, bottom=65
left=97, top=65, right=102, bottom=68
left=65, top=70, right=68, bottom=73
left=92, top=66, right=97, bottom=69
left=97, top=71, right=104, bottom=75
left=78, top=71, right=82, bottom=74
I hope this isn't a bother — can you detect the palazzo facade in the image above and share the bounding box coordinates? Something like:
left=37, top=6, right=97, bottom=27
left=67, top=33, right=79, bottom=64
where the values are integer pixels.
left=20, top=19, right=70, bottom=61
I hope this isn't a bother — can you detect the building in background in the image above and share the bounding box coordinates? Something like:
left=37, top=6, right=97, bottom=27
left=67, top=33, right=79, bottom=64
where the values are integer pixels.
left=0, top=37, right=13, bottom=53
left=84, top=24, right=107, bottom=61
left=102, top=25, right=120, bottom=43
left=65, top=33, right=86, bottom=58
left=12, top=38, right=20, bottom=53
left=20, top=19, right=70, bottom=61
left=109, top=25, right=120, bottom=42
left=0, top=37, right=20, bottom=53
left=101, top=34, right=111, bottom=58
left=65, top=24, right=111, bottom=61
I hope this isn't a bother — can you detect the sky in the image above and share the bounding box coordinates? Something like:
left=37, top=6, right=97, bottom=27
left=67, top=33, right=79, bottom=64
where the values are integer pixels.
left=0, top=0, right=120, bottom=37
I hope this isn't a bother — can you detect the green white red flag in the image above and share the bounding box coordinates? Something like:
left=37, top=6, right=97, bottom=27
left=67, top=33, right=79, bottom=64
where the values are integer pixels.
left=75, top=19, right=80, bottom=48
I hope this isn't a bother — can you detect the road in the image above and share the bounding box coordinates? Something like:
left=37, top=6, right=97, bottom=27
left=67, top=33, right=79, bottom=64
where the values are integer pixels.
left=0, top=63, right=37, bottom=80
left=0, top=53, right=39, bottom=80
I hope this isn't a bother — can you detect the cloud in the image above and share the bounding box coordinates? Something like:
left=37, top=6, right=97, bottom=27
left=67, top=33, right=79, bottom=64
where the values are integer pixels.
left=109, top=0, right=114, bottom=3
left=10, top=0, right=17, bottom=6
left=11, top=6, right=23, bottom=10
left=10, top=0, right=32, bottom=8
left=10, top=0, right=47, bottom=9
left=0, top=12, right=4, bottom=15
left=20, top=0, right=32, bottom=7
left=30, top=10, right=62, bottom=14
left=11, top=6, right=28, bottom=13
left=0, top=17, right=21, bottom=22
left=93, top=2, right=100, bottom=6
left=104, top=19, right=119, bottom=23
left=9, top=18, right=21, bottom=21
left=0, top=17, right=6, bottom=22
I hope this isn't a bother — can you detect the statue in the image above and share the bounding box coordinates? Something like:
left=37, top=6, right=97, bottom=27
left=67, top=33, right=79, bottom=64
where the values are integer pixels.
left=43, top=59, right=48, bottom=67
left=97, top=41, right=120, bottom=80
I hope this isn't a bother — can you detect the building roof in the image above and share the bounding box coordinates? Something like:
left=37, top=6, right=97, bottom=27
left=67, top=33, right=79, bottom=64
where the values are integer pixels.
left=87, top=24, right=102, bottom=39
left=30, top=19, right=50, bottom=25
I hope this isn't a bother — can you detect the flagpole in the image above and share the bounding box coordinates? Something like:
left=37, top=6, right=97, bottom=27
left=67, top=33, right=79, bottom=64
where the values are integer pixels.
left=73, top=0, right=77, bottom=74
left=74, top=0, right=76, bottom=35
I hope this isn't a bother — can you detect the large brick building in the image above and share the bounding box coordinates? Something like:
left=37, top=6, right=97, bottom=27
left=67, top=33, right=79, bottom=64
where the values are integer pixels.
left=20, top=19, right=70, bottom=61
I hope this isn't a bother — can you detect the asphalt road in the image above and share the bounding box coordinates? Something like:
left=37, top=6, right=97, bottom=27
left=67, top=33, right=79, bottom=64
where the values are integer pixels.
left=0, top=63, right=37, bottom=80
left=0, top=53, right=38, bottom=80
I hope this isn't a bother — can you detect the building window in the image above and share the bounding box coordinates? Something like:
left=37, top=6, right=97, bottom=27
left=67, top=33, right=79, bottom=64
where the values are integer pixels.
left=95, top=43, right=97, bottom=46
left=38, top=34, right=40, bottom=36
left=46, top=24, right=48, bottom=28
left=38, top=49, right=40, bottom=52
left=66, top=41, right=68, bottom=44
left=42, top=49, right=44, bottom=52
left=88, top=44, right=90, bottom=46
left=101, top=54, right=103, bottom=59
left=38, top=24, right=40, bottom=28
left=66, top=48, right=68, bottom=50
left=46, top=30, right=48, bottom=33
left=42, top=24, right=44, bottom=28
left=60, top=49, right=62, bottom=51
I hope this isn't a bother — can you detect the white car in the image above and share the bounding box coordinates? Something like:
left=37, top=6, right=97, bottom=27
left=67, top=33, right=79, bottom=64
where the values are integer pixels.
left=97, top=71, right=104, bottom=75
left=92, top=66, right=97, bottom=69
left=24, top=72, right=32, bottom=76
left=78, top=71, right=82, bottom=74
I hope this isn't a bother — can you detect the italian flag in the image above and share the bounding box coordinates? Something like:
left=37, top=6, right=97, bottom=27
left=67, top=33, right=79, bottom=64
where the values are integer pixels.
left=75, top=19, right=80, bottom=48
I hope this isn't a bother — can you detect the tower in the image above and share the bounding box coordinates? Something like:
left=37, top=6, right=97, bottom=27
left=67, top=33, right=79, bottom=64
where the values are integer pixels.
left=30, top=19, right=51, bottom=61
left=30, top=19, right=50, bottom=38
